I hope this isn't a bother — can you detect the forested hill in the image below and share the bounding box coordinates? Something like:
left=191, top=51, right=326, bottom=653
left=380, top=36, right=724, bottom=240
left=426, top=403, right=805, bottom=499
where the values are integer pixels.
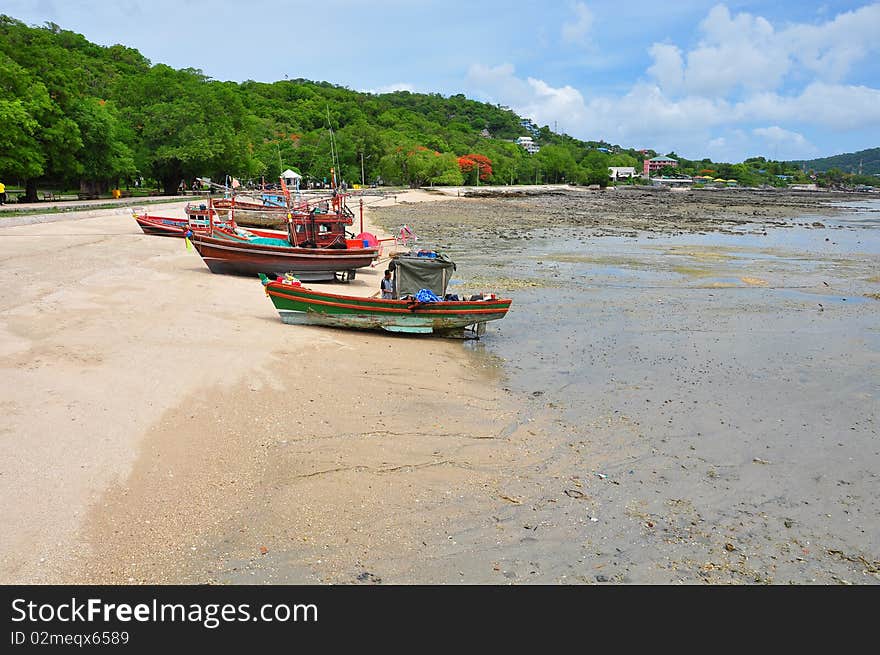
left=0, top=15, right=646, bottom=197
left=1, top=16, right=871, bottom=198
left=789, top=148, right=880, bottom=175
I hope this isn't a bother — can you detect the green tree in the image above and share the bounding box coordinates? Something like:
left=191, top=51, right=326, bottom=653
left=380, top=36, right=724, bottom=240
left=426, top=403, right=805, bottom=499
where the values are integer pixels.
left=70, top=98, right=136, bottom=192
left=536, top=145, right=577, bottom=183
left=0, top=52, right=49, bottom=186
left=123, top=67, right=256, bottom=193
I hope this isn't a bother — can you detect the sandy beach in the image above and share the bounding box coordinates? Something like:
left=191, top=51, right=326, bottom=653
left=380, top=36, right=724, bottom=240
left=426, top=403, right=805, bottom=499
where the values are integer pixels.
left=1, top=186, right=877, bottom=584
left=0, top=190, right=521, bottom=584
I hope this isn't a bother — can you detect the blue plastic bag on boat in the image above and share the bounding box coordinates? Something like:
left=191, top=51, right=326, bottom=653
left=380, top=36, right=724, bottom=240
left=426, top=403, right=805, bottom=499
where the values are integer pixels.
left=415, top=288, right=441, bottom=303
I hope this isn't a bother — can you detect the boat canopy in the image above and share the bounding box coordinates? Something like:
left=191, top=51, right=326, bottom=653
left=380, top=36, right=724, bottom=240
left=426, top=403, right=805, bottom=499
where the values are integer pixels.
left=388, top=252, right=456, bottom=299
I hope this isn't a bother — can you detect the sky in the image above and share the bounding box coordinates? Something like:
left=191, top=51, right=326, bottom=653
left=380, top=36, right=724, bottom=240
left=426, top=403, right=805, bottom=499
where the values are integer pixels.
left=5, top=0, right=880, bottom=162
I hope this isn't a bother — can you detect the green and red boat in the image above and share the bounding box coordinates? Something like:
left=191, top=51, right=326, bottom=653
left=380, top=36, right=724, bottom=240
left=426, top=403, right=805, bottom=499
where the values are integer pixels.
left=260, top=252, right=512, bottom=337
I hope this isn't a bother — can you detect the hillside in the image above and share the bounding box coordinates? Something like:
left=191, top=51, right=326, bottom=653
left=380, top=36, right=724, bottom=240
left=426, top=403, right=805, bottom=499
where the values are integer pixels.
left=789, top=147, right=880, bottom=175
left=1, top=16, right=648, bottom=197
left=0, top=15, right=870, bottom=198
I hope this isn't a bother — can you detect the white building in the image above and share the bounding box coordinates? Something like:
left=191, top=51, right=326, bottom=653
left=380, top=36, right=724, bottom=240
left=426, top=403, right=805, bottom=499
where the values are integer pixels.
left=515, top=136, right=540, bottom=154
left=608, top=166, right=637, bottom=181
left=281, top=168, right=302, bottom=188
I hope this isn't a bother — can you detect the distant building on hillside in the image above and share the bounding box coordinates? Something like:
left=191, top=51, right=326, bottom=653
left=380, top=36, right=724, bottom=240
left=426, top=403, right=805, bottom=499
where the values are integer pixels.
left=516, top=136, right=540, bottom=154
left=608, top=166, right=637, bottom=181
left=480, top=128, right=491, bottom=138
left=643, top=156, right=678, bottom=177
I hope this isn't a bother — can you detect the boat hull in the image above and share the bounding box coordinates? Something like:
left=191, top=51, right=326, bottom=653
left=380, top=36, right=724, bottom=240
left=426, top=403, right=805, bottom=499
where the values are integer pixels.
left=265, top=282, right=511, bottom=335
left=190, top=233, right=378, bottom=279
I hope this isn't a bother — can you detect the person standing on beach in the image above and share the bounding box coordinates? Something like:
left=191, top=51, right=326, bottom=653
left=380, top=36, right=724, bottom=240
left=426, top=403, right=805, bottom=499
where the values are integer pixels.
left=381, top=270, right=394, bottom=299
left=0, top=180, right=6, bottom=205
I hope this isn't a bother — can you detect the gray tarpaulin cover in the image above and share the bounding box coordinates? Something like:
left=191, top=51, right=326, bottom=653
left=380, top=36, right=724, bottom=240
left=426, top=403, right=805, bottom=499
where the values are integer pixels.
left=388, top=253, right=456, bottom=299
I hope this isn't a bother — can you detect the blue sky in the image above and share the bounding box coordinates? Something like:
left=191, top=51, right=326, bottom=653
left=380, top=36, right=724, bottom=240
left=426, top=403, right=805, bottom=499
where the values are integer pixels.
left=6, top=0, right=879, bottom=162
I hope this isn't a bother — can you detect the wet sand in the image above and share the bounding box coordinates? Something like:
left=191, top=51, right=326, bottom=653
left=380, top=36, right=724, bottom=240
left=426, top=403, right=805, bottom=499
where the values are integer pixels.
left=1, top=187, right=877, bottom=584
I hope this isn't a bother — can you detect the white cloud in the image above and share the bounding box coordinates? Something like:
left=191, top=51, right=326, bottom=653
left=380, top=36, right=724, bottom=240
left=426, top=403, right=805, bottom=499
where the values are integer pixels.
left=786, top=3, right=880, bottom=82
left=734, top=83, right=880, bottom=130
left=646, top=2, right=880, bottom=99
left=644, top=4, right=791, bottom=97
left=646, top=44, right=684, bottom=94
left=519, top=78, right=590, bottom=130
left=684, top=5, right=789, bottom=96
left=752, top=126, right=814, bottom=157
left=561, top=2, right=594, bottom=45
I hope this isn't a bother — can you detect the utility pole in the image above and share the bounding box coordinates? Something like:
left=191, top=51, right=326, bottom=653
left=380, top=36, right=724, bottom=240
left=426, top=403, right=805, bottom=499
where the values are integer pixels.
left=360, top=152, right=365, bottom=186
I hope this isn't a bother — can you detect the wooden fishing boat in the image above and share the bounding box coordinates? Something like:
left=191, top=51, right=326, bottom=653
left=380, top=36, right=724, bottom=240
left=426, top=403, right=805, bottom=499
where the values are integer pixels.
left=259, top=251, right=511, bottom=336
left=189, top=226, right=379, bottom=281
left=261, top=278, right=511, bottom=336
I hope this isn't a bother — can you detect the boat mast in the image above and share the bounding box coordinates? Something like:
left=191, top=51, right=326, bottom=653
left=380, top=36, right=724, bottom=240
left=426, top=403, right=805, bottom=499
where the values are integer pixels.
left=326, top=106, right=341, bottom=191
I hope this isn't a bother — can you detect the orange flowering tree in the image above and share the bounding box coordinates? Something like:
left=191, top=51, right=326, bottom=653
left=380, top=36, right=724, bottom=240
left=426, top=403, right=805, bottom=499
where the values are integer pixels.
left=457, top=153, right=492, bottom=182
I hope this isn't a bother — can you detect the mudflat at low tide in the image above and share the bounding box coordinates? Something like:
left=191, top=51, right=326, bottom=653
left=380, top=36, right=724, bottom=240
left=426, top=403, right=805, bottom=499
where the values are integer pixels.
left=368, top=188, right=879, bottom=584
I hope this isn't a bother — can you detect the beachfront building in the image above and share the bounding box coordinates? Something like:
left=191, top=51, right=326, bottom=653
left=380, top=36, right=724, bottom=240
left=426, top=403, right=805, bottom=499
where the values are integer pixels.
left=281, top=168, right=302, bottom=187
left=515, top=136, right=540, bottom=154
left=643, top=156, right=678, bottom=177
left=608, top=166, right=638, bottom=181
